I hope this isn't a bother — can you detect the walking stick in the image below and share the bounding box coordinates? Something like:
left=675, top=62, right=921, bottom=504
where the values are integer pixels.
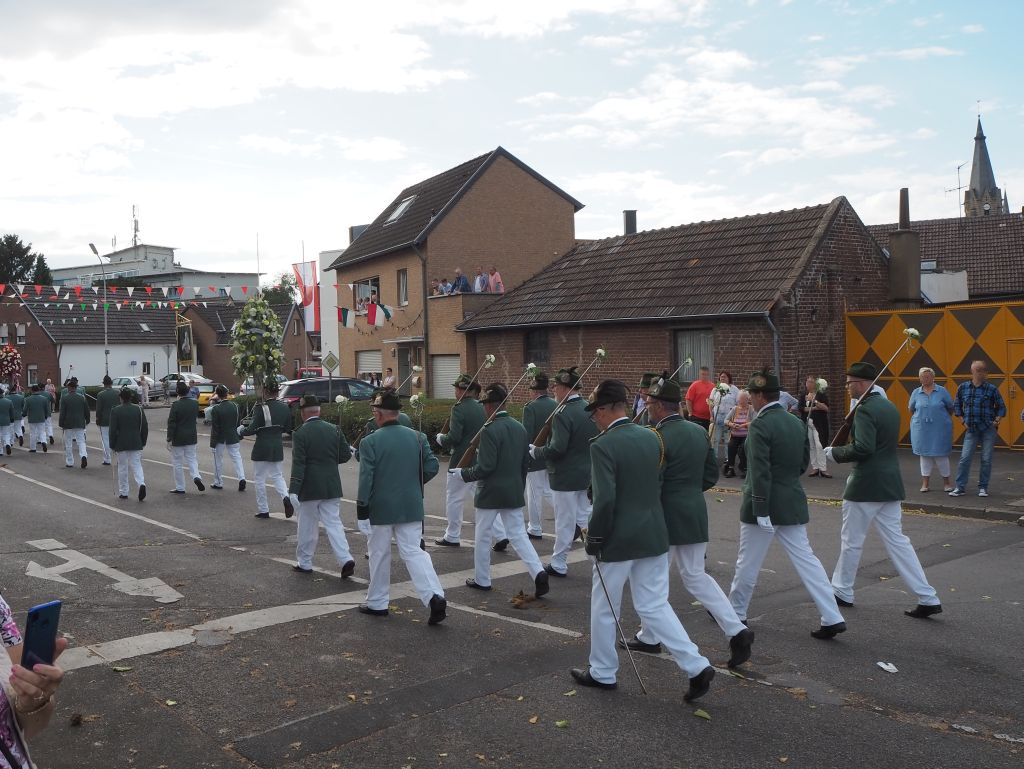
left=533, top=348, right=608, bottom=445
left=591, top=552, right=648, bottom=694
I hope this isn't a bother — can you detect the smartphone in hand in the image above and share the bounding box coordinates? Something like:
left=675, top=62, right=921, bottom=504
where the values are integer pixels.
left=22, top=600, right=62, bottom=667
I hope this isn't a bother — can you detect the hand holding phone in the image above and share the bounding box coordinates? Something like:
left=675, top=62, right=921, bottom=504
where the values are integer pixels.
left=22, top=600, right=62, bottom=668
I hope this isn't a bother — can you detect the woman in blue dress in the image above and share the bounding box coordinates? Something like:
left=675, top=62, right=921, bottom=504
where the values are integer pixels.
left=908, top=367, right=955, bottom=492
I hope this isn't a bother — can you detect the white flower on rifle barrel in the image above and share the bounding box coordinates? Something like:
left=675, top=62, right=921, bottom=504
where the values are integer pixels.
left=595, top=348, right=607, bottom=359
left=412, top=365, right=423, bottom=372
left=816, top=378, right=828, bottom=392
left=484, top=354, right=496, bottom=368
left=410, top=394, right=421, bottom=407
left=716, top=382, right=731, bottom=394
left=335, top=395, right=348, bottom=404
left=526, top=362, right=538, bottom=373
left=903, top=327, right=921, bottom=340
left=683, top=357, right=693, bottom=367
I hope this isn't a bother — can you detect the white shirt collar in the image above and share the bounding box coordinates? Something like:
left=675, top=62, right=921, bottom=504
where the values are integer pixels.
left=756, top=401, right=782, bottom=416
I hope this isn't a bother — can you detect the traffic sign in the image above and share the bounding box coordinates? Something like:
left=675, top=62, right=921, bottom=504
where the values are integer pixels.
left=322, top=352, right=339, bottom=373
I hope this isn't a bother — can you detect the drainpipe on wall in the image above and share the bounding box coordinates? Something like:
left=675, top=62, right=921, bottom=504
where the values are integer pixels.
left=412, top=244, right=430, bottom=396
left=763, top=312, right=781, bottom=378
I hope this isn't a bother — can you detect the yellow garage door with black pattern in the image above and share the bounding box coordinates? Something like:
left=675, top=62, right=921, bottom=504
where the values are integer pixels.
left=846, top=301, right=1024, bottom=450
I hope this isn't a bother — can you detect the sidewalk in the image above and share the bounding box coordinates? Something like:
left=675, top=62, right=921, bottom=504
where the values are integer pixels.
left=712, top=447, right=1024, bottom=523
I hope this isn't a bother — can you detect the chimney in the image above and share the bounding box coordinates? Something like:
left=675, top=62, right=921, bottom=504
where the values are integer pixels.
left=888, top=188, right=921, bottom=303
left=623, top=210, right=637, bottom=235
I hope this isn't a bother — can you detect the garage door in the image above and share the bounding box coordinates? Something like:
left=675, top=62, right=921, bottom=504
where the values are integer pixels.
left=430, top=355, right=461, bottom=399
left=355, top=350, right=383, bottom=378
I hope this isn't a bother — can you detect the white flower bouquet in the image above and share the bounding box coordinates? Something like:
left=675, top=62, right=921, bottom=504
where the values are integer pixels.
left=0, top=344, right=22, bottom=379
left=230, top=295, right=284, bottom=386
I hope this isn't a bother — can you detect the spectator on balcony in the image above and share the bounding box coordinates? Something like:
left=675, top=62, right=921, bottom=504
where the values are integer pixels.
left=451, top=268, right=472, bottom=294
left=430, top=278, right=442, bottom=297
left=439, top=278, right=453, bottom=296
left=487, top=266, right=504, bottom=294
left=473, top=266, right=489, bottom=293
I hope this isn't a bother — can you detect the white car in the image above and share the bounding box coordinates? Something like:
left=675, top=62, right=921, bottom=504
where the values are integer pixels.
left=161, top=372, right=212, bottom=387
left=240, top=374, right=288, bottom=395
left=110, top=375, right=165, bottom=401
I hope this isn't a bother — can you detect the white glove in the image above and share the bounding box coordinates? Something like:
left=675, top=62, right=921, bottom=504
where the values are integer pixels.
left=756, top=516, right=775, bottom=533
left=436, top=433, right=446, bottom=445
left=288, top=493, right=300, bottom=507
left=823, top=446, right=834, bottom=463
left=528, top=444, right=538, bottom=459
left=448, top=468, right=458, bottom=474
left=236, top=425, right=245, bottom=436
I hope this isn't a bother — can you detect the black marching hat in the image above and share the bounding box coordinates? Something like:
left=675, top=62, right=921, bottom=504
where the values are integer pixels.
left=584, top=379, right=630, bottom=412
left=647, top=374, right=682, bottom=403
left=846, top=361, right=878, bottom=381
left=479, top=383, right=508, bottom=405
left=529, top=372, right=549, bottom=391
left=299, top=393, right=319, bottom=409
left=453, top=373, right=482, bottom=393
left=745, top=369, right=781, bottom=393
left=370, top=390, right=403, bottom=410
left=553, top=366, right=583, bottom=389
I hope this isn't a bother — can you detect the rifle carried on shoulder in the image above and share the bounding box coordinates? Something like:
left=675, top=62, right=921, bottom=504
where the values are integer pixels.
left=532, top=349, right=608, bottom=446
left=457, top=364, right=538, bottom=469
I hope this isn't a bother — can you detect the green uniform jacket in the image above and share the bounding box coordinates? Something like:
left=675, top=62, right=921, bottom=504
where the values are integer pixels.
left=95, top=388, right=120, bottom=427
left=23, top=393, right=51, bottom=423
left=288, top=416, right=352, bottom=501
left=440, top=397, right=485, bottom=466
left=740, top=404, right=810, bottom=525
left=166, top=397, right=199, bottom=446
left=8, top=393, right=24, bottom=421
left=522, top=395, right=556, bottom=472
left=209, top=400, right=242, bottom=447
left=0, top=397, right=14, bottom=427
left=109, top=403, right=149, bottom=452
left=830, top=393, right=905, bottom=502
left=59, top=391, right=91, bottom=429
left=460, top=412, right=530, bottom=509
left=588, top=419, right=669, bottom=562
left=362, top=412, right=412, bottom=438
left=357, top=421, right=439, bottom=525
left=240, top=399, right=292, bottom=462
left=656, top=414, right=719, bottom=545
left=636, top=408, right=651, bottom=427
left=534, top=396, right=598, bottom=491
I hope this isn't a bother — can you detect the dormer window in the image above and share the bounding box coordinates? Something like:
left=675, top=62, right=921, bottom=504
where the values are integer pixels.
left=139, top=323, right=151, bottom=332
left=384, top=195, right=416, bottom=225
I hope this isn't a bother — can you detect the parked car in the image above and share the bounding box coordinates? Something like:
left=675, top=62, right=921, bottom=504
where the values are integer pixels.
left=239, top=374, right=288, bottom=395
left=279, top=377, right=376, bottom=408
left=195, top=383, right=234, bottom=408
left=110, top=375, right=165, bottom=401
left=160, top=372, right=212, bottom=387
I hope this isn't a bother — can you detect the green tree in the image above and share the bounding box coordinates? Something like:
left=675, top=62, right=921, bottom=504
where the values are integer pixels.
left=0, top=234, right=51, bottom=285
left=261, top=272, right=299, bottom=305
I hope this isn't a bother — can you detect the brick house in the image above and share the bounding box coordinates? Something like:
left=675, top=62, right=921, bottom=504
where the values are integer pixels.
left=459, top=197, right=915, bottom=435
left=183, top=301, right=308, bottom=387
left=326, top=147, right=582, bottom=397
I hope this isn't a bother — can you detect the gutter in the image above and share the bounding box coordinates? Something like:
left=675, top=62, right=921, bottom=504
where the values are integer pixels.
left=457, top=310, right=772, bottom=333
left=763, top=312, right=781, bottom=378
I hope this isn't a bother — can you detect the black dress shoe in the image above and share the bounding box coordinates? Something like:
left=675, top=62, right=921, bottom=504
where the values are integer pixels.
left=41, top=442, right=47, bottom=452
left=18, top=435, right=23, bottom=446
left=194, top=476, right=205, bottom=491
left=905, top=604, right=943, bottom=619
left=169, top=489, right=186, bottom=494
left=81, top=456, right=87, bottom=468
left=727, top=628, right=755, bottom=668
left=340, top=560, right=355, bottom=579
left=420, top=539, right=426, bottom=551
left=684, top=666, right=715, bottom=702
left=820, top=472, right=833, bottom=478
left=527, top=532, right=543, bottom=540
left=238, top=479, right=246, bottom=491
left=570, top=667, right=616, bottom=690
left=617, top=635, right=662, bottom=654
left=544, top=563, right=567, bottom=578
left=4, top=445, right=10, bottom=455
left=102, top=461, right=110, bottom=466
left=254, top=512, right=270, bottom=518
left=138, top=485, right=146, bottom=502
left=283, top=496, right=295, bottom=519
left=810, top=621, right=847, bottom=640
left=48, top=436, right=54, bottom=445
left=492, top=538, right=509, bottom=553
left=434, top=538, right=460, bottom=547
left=292, top=565, right=313, bottom=573
left=118, top=495, right=129, bottom=499
left=358, top=604, right=389, bottom=617
left=835, top=595, right=854, bottom=608
left=573, top=525, right=582, bottom=542
left=211, top=485, right=223, bottom=490
left=534, top=570, right=549, bottom=598
left=428, top=594, right=447, bottom=625
left=466, top=578, right=492, bottom=591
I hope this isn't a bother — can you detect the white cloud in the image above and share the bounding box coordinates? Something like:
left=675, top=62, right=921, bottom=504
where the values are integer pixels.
left=888, top=46, right=961, bottom=61
left=685, top=49, right=754, bottom=77
left=333, top=137, right=408, bottom=162
left=580, top=31, right=647, bottom=48
left=962, top=24, right=984, bottom=34
left=518, top=91, right=564, bottom=107
left=240, top=134, right=322, bottom=157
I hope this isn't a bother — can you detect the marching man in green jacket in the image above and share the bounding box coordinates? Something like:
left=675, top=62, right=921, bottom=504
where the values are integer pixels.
left=573, top=379, right=715, bottom=703
left=109, top=387, right=148, bottom=500
left=240, top=377, right=293, bottom=518
left=8, top=387, right=25, bottom=447
left=825, top=362, right=942, bottom=618
left=23, top=384, right=51, bottom=453
left=728, top=370, right=847, bottom=640
left=288, top=394, right=355, bottom=577
left=522, top=372, right=555, bottom=539
left=58, top=377, right=91, bottom=469
left=530, top=366, right=598, bottom=578
left=461, top=383, right=549, bottom=597
left=167, top=380, right=205, bottom=493
left=357, top=390, right=446, bottom=625
left=209, top=385, right=247, bottom=491
left=623, top=376, right=754, bottom=669
left=95, top=375, right=121, bottom=466
left=0, top=390, right=15, bottom=455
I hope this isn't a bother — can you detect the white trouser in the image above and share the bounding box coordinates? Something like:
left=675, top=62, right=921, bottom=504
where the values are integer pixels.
left=637, top=543, right=746, bottom=643
left=169, top=444, right=200, bottom=490
left=442, top=470, right=475, bottom=542
left=807, top=423, right=827, bottom=472
left=525, top=469, right=552, bottom=535
left=919, top=455, right=951, bottom=478
left=366, top=522, right=444, bottom=610
left=729, top=523, right=844, bottom=626
left=116, top=451, right=145, bottom=496
left=29, top=421, right=46, bottom=448
left=296, top=498, right=352, bottom=570
left=473, top=507, right=544, bottom=587
left=63, top=427, right=87, bottom=464
left=832, top=500, right=940, bottom=606
left=589, top=554, right=710, bottom=684
left=0, top=424, right=11, bottom=448
left=15, top=417, right=24, bottom=437
left=99, top=425, right=111, bottom=463
left=213, top=442, right=246, bottom=486
left=253, top=460, right=288, bottom=513
left=45, top=414, right=53, bottom=439
left=549, top=489, right=591, bottom=574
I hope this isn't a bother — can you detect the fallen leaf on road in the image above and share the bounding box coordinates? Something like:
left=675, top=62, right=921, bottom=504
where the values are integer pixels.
left=164, top=700, right=177, bottom=707
left=693, top=709, right=711, bottom=721
left=475, top=753, right=487, bottom=760
left=876, top=662, right=898, bottom=673
left=982, top=595, right=992, bottom=600
left=111, top=666, right=133, bottom=672
left=779, top=758, right=789, bottom=764
left=69, top=713, right=102, bottom=726
left=942, top=544, right=951, bottom=548
left=283, top=699, right=297, bottom=708
left=555, top=720, right=569, bottom=728
left=529, top=715, right=539, bottom=724
left=563, top=689, right=576, bottom=697
left=516, top=696, right=524, bottom=701
left=690, top=600, right=702, bottom=606
left=290, top=741, right=302, bottom=749
left=347, top=694, right=357, bottom=701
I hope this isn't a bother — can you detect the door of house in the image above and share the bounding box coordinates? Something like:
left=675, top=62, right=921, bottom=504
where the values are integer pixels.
left=1007, top=340, right=1024, bottom=449
left=397, top=348, right=411, bottom=396
left=430, top=355, right=461, bottom=399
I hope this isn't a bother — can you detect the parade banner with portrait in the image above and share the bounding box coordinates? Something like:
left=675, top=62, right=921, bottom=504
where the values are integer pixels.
left=175, top=316, right=194, bottom=365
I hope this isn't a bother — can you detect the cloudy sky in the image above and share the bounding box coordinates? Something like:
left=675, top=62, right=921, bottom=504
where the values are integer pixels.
left=2, top=0, right=1020, bottom=282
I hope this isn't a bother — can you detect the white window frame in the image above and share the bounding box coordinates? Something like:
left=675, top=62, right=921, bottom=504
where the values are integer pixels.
left=16, top=324, right=26, bottom=345
left=398, top=269, right=409, bottom=306
left=384, top=195, right=416, bottom=225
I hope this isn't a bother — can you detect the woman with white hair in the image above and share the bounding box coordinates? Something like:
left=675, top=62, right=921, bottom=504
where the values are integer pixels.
left=908, top=367, right=955, bottom=492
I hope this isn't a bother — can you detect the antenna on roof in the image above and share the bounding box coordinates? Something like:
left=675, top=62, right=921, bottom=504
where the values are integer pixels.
left=132, top=205, right=140, bottom=246
left=944, top=162, right=968, bottom=218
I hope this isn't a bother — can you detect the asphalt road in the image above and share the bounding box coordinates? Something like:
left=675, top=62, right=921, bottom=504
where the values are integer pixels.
left=1, top=411, right=1022, bottom=769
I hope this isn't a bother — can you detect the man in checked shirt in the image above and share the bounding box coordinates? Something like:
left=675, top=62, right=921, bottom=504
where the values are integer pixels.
left=949, top=360, right=1006, bottom=498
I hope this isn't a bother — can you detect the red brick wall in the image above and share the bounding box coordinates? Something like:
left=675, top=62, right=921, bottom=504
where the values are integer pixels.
left=0, top=302, right=60, bottom=387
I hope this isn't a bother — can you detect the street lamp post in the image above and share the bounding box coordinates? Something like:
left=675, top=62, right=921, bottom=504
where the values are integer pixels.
left=88, top=243, right=109, bottom=376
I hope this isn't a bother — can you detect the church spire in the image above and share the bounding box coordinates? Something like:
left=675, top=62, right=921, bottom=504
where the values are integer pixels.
left=964, top=117, right=1004, bottom=216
